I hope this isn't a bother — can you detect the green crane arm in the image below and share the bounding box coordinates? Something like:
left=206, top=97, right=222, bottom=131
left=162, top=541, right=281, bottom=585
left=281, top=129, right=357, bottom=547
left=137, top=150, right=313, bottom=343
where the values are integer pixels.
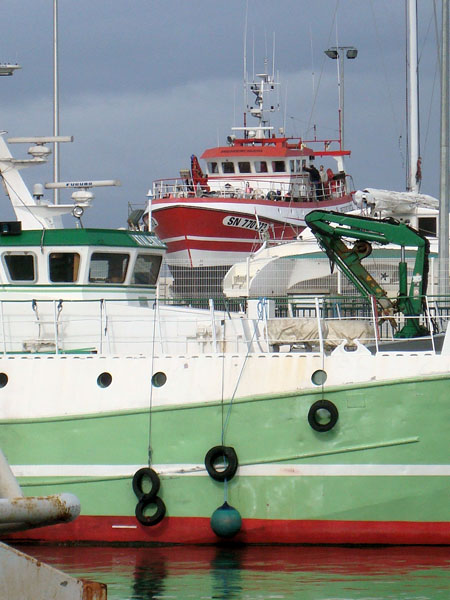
left=305, top=210, right=430, bottom=338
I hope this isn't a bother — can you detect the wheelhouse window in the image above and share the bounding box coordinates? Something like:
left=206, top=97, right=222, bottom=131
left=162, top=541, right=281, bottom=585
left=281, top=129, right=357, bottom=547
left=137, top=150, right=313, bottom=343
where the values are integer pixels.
left=238, top=161, right=251, bottom=174
left=255, top=161, right=268, bottom=173
left=207, top=162, right=219, bottom=174
left=222, top=161, right=235, bottom=174
left=290, top=159, right=303, bottom=173
left=131, top=254, right=163, bottom=285
left=49, top=252, right=80, bottom=282
left=3, top=253, right=36, bottom=282
left=89, top=252, right=129, bottom=284
left=272, top=160, right=286, bottom=173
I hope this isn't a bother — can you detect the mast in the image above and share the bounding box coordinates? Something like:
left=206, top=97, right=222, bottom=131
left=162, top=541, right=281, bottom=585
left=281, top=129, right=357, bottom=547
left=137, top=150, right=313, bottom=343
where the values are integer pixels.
left=407, top=0, right=420, bottom=193
left=53, top=0, right=60, bottom=204
left=438, top=0, right=449, bottom=296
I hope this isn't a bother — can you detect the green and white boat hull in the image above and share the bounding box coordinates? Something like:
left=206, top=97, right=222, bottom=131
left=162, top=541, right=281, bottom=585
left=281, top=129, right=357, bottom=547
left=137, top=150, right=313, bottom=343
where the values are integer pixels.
left=2, top=350, right=449, bottom=544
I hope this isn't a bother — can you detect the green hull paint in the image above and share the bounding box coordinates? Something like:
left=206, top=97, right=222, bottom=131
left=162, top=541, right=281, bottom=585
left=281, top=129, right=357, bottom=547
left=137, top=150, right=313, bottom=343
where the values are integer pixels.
left=3, top=374, right=450, bottom=524
left=17, top=475, right=450, bottom=522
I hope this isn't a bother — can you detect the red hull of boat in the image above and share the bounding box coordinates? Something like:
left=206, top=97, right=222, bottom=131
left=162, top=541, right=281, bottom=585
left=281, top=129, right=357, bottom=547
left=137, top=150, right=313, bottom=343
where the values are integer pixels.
left=150, top=195, right=353, bottom=264
left=6, top=515, right=450, bottom=545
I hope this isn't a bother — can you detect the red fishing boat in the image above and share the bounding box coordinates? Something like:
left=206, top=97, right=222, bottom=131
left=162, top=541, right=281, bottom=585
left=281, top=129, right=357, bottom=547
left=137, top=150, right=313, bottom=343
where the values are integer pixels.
left=147, top=69, right=355, bottom=267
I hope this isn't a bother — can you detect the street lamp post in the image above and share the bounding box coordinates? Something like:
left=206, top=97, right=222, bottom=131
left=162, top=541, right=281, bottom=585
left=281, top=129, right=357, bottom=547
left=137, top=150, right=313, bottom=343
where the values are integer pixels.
left=325, top=46, right=358, bottom=149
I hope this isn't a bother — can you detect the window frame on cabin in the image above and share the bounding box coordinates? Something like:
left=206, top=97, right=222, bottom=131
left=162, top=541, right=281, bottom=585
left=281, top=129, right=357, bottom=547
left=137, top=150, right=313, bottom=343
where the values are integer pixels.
left=3, top=252, right=37, bottom=283
left=131, top=253, right=163, bottom=286
left=238, top=161, right=252, bottom=174
left=88, top=252, right=130, bottom=284
left=221, top=161, right=235, bottom=174
left=49, top=252, right=81, bottom=283
left=254, top=160, right=268, bottom=173
left=271, top=160, right=286, bottom=173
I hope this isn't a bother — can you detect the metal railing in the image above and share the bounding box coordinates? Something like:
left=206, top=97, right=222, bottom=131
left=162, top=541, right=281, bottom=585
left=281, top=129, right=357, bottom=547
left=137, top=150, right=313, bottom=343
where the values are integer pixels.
left=0, top=295, right=447, bottom=357
left=150, top=176, right=349, bottom=203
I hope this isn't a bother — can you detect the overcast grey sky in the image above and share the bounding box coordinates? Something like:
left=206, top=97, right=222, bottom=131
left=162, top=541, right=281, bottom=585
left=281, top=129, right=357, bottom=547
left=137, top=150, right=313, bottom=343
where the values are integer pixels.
left=0, top=0, right=443, bottom=227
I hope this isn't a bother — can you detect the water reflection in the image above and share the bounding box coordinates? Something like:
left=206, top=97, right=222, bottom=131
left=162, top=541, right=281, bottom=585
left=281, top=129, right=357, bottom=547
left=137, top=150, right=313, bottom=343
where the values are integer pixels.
left=131, top=550, right=167, bottom=599
left=211, top=548, right=242, bottom=599
left=17, top=544, right=450, bottom=600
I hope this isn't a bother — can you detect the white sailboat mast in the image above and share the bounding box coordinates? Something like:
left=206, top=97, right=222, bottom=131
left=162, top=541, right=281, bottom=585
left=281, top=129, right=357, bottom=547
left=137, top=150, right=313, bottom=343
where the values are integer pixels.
left=407, top=0, right=420, bottom=193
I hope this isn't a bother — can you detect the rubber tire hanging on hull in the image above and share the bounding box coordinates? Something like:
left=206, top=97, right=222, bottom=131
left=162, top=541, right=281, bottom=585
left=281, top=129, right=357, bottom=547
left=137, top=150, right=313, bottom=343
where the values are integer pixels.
left=132, top=467, right=166, bottom=526
left=135, top=495, right=166, bottom=527
left=132, top=467, right=160, bottom=499
left=205, top=446, right=239, bottom=482
left=308, top=399, right=339, bottom=432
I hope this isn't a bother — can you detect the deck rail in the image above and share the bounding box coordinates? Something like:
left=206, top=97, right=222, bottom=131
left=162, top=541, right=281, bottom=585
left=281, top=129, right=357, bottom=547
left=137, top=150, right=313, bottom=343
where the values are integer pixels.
left=150, top=176, right=348, bottom=203
left=0, top=295, right=447, bottom=357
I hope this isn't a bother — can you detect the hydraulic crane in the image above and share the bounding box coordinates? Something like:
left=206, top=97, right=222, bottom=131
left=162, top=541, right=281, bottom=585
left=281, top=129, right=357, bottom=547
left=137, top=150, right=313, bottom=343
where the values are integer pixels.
left=305, top=210, right=430, bottom=338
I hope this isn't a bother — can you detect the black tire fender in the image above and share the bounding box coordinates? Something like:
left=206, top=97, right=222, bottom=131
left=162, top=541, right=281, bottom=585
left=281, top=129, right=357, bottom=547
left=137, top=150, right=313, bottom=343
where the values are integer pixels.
left=205, top=445, right=239, bottom=482
left=308, top=399, right=339, bottom=432
left=135, top=495, right=166, bottom=527
left=132, top=467, right=160, bottom=501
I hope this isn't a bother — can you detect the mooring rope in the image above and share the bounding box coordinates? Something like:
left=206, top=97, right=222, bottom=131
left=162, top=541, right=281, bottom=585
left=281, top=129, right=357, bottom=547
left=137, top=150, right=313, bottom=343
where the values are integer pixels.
left=147, top=298, right=159, bottom=467
left=221, top=297, right=267, bottom=445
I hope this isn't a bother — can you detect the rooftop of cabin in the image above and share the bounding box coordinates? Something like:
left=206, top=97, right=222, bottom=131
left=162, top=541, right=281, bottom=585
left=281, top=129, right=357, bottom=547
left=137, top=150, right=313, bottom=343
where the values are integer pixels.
left=201, top=136, right=351, bottom=160
left=0, top=223, right=166, bottom=288
left=0, top=223, right=166, bottom=250
left=201, top=140, right=314, bottom=160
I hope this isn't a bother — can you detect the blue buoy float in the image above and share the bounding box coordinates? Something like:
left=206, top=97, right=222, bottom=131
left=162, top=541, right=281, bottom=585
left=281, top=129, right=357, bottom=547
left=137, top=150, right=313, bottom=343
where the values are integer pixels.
left=210, top=501, right=242, bottom=538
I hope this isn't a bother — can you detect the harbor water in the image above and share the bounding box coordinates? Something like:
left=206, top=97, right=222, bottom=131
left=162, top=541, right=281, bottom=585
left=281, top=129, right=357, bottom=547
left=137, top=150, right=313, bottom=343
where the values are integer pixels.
left=16, top=544, right=450, bottom=599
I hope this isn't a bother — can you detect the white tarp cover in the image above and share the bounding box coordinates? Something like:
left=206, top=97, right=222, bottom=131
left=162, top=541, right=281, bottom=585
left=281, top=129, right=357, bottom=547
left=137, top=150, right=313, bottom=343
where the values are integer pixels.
left=266, top=318, right=374, bottom=348
left=354, top=188, right=438, bottom=212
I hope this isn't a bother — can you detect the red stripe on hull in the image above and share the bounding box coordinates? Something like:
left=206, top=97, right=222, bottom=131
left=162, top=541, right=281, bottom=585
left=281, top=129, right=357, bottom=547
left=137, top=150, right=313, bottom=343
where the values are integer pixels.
left=6, top=516, right=450, bottom=545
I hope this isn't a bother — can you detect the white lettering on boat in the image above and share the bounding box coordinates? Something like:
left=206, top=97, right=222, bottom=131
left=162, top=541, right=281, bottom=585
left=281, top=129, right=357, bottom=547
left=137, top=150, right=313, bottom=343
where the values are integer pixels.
left=223, top=215, right=269, bottom=233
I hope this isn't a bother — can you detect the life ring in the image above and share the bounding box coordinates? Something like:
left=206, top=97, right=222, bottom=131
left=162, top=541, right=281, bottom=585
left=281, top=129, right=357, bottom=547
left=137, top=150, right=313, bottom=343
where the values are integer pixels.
left=135, top=495, right=166, bottom=527
left=205, top=445, right=239, bottom=482
left=308, top=400, right=339, bottom=432
left=132, top=467, right=160, bottom=501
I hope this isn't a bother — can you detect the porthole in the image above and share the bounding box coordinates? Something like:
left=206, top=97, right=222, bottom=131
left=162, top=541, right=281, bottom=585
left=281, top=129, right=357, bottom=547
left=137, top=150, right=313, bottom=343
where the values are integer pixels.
left=311, top=369, right=327, bottom=386
left=0, top=373, right=8, bottom=388
left=97, top=372, right=112, bottom=388
left=151, top=371, right=167, bottom=388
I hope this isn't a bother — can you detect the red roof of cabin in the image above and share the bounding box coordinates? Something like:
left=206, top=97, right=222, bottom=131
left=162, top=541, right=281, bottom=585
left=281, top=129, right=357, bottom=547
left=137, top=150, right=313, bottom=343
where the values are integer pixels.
left=201, top=137, right=350, bottom=159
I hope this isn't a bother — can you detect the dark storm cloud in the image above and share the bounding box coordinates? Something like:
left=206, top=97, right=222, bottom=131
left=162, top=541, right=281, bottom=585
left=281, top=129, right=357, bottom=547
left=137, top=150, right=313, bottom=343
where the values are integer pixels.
left=0, top=1, right=442, bottom=228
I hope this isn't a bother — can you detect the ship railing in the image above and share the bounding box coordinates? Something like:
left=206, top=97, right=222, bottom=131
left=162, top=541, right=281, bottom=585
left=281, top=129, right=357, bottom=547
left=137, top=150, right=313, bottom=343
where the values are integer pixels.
left=0, top=296, right=447, bottom=357
left=151, top=176, right=349, bottom=202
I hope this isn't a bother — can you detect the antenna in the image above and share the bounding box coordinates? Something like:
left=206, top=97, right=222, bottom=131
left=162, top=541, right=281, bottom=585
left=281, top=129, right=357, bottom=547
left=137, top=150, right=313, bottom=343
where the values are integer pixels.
left=45, top=180, right=121, bottom=209
left=0, top=64, right=21, bottom=76
left=272, top=32, right=275, bottom=80
left=8, top=136, right=73, bottom=144
left=45, top=180, right=121, bottom=189
left=243, top=0, right=248, bottom=120
left=310, top=24, right=315, bottom=100
left=7, top=136, right=73, bottom=162
left=252, top=30, right=255, bottom=81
